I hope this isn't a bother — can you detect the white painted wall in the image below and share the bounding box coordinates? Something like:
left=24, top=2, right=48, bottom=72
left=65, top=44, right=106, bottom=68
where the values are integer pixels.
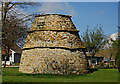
left=2, top=49, right=16, bottom=65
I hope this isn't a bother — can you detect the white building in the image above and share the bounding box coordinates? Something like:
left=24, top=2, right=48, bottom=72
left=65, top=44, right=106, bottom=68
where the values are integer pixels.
left=2, top=43, right=22, bottom=65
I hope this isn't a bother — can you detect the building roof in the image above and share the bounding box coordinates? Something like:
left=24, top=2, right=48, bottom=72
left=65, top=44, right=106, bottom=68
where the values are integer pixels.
left=23, top=14, right=85, bottom=50
left=2, top=40, right=22, bottom=54
left=2, top=48, right=12, bottom=55
left=96, top=49, right=115, bottom=60
left=86, top=49, right=115, bottom=60
left=10, top=42, right=22, bottom=54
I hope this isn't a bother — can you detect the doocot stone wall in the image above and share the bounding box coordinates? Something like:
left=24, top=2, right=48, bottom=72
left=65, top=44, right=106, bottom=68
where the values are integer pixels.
left=19, top=14, right=88, bottom=74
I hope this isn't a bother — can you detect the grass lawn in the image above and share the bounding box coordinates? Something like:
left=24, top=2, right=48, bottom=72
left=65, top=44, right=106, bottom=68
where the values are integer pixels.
left=2, top=67, right=119, bottom=82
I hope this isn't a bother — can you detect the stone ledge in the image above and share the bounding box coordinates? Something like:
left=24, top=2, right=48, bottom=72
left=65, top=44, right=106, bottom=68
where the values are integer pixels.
left=22, top=46, right=86, bottom=50
left=28, top=29, right=79, bottom=33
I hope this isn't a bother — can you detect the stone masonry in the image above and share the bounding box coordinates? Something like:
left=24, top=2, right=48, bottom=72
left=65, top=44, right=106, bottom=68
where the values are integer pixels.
left=19, top=14, right=88, bottom=74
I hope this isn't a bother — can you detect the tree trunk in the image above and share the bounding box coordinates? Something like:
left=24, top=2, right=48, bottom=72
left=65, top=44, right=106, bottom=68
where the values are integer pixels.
left=3, top=56, right=7, bottom=68
left=82, top=49, right=89, bottom=68
left=108, top=54, right=112, bottom=68
left=3, top=46, right=10, bottom=68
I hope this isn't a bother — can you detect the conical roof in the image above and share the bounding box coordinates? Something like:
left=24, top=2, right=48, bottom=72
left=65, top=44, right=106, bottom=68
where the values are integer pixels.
left=30, top=14, right=79, bottom=31
left=23, top=14, right=84, bottom=49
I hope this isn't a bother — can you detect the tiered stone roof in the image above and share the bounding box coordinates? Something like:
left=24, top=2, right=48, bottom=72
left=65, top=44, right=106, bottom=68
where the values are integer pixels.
left=23, top=14, right=84, bottom=50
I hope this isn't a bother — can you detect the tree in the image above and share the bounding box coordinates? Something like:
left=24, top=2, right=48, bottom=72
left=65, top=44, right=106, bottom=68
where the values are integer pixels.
left=81, top=25, right=107, bottom=57
left=104, top=34, right=118, bottom=68
left=1, top=2, right=39, bottom=68
left=107, top=27, right=120, bottom=71
left=111, top=34, right=120, bottom=71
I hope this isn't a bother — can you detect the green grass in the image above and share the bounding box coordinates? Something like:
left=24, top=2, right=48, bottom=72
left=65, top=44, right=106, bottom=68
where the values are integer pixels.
left=2, top=67, right=119, bottom=82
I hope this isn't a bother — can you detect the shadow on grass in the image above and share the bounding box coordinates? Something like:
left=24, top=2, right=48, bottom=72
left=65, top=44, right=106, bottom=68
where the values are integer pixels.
left=16, top=73, right=90, bottom=78
left=3, top=67, right=98, bottom=78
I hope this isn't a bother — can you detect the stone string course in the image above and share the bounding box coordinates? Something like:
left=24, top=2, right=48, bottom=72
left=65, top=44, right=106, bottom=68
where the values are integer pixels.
left=19, top=14, right=88, bottom=74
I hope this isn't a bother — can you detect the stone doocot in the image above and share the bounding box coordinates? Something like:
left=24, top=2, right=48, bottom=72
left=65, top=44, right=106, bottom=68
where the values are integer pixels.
left=19, top=14, right=88, bottom=74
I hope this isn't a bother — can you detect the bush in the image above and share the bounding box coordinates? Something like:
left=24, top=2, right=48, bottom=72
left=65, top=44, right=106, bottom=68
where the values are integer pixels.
left=116, top=57, right=120, bottom=72
left=98, top=62, right=104, bottom=68
left=87, top=68, right=98, bottom=73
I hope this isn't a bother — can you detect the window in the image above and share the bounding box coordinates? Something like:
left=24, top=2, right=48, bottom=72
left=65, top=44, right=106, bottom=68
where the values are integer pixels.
left=2, top=55, right=11, bottom=61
